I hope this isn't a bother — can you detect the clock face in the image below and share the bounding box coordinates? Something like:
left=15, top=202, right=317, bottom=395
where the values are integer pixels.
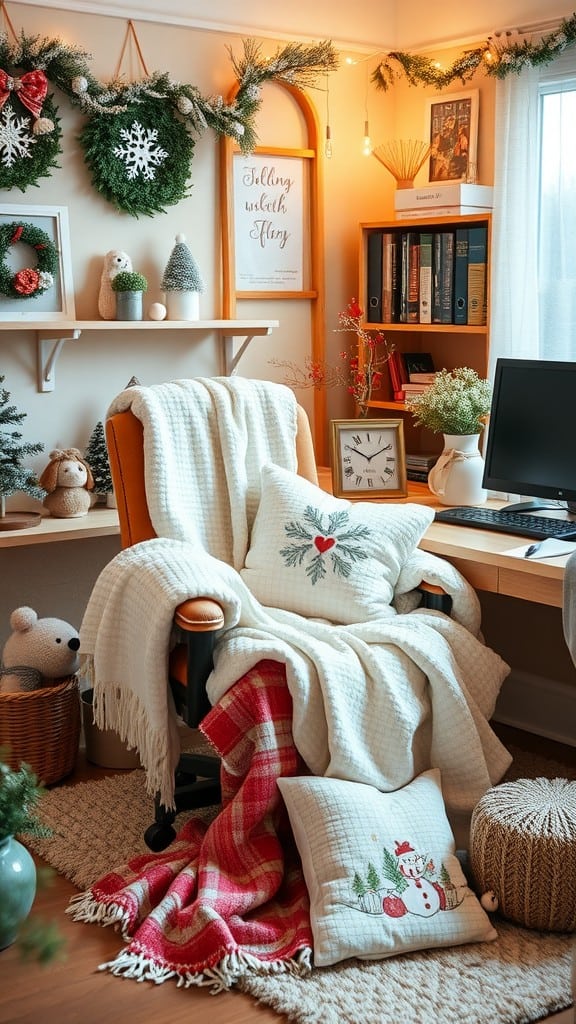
left=339, top=427, right=400, bottom=493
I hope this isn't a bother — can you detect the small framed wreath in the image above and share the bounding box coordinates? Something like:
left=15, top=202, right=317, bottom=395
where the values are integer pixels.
left=0, top=221, right=59, bottom=298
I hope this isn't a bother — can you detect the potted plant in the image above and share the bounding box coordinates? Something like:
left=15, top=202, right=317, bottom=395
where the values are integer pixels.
left=0, top=758, right=57, bottom=957
left=161, top=233, right=204, bottom=321
left=404, top=367, right=492, bottom=506
left=111, top=270, right=148, bottom=321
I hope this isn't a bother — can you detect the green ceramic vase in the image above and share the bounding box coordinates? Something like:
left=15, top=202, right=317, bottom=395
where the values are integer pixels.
left=0, top=835, right=37, bottom=950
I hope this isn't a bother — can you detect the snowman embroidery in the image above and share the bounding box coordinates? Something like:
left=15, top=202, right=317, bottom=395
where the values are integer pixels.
left=350, top=838, right=465, bottom=919
left=382, top=840, right=447, bottom=918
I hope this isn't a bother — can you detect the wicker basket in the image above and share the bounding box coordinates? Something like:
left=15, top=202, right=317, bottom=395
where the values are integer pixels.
left=0, top=676, right=80, bottom=785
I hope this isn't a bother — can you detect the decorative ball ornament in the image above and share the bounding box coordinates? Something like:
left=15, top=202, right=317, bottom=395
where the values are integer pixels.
left=0, top=222, right=58, bottom=299
left=148, top=302, right=167, bottom=321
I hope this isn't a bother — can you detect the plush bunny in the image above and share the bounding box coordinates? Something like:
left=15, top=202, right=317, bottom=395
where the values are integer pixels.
left=38, top=448, right=94, bottom=518
left=0, top=606, right=80, bottom=693
left=98, top=249, right=133, bottom=320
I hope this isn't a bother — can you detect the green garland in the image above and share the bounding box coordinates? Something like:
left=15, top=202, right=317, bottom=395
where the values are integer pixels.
left=80, top=94, right=194, bottom=217
left=0, top=33, right=337, bottom=153
left=0, top=221, right=59, bottom=299
left=372, top=12, right=576, bottom=91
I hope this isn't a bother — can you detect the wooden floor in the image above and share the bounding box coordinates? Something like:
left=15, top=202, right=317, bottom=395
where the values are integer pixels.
left=0, top=724, right=574, bottom=1024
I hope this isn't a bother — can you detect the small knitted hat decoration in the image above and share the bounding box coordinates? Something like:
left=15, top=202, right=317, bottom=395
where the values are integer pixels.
left=161, top=234, right=204, bottom=293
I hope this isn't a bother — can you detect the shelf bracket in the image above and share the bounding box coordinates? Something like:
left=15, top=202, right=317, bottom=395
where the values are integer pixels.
left=36, top=329, right=81, bottom=392
left=222, top=327, right=274, bottom=376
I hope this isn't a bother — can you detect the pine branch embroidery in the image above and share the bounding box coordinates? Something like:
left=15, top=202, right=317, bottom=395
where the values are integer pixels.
left=279, top=504, right=371, bottom=585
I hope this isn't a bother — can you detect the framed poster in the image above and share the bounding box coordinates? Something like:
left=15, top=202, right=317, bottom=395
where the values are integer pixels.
left=424, top=90, right=479, bottom=184
left=231, top=148, right=310, bottom=295
left=330, top=418, right=407, bottom=499
left=0, top=204, right=75, bottom=320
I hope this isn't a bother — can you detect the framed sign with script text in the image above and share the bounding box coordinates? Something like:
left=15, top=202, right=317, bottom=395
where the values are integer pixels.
left=230, top=147, right=312, bottom=297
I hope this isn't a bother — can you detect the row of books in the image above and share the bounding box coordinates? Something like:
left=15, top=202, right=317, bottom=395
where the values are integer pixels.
left=406, top=451, right=438, bottom=483
left=388, top=351, right=438, bottom=401
left=366, top=225, right=488, bottom=327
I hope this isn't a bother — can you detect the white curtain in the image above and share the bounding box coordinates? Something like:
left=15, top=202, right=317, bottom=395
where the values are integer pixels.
left=489, top=66, right=541, bottom=377
left=490, top=54, right=576, bottom=374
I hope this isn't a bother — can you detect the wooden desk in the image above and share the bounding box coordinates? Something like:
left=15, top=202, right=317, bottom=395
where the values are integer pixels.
left=316, top=468, right=568, bottom=609
left=1, top=483, right=569, bottom=608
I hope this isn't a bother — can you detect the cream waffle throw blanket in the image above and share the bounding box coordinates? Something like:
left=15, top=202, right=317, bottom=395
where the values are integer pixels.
left=80, top=378, right=511, bottom=823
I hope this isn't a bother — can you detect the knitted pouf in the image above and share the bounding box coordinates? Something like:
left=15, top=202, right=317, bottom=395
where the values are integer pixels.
left=470, top=777, right=576, bottom=932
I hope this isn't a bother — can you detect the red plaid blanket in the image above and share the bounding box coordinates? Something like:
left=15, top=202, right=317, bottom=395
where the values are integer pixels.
left=68, top=660, right=313, bottom=990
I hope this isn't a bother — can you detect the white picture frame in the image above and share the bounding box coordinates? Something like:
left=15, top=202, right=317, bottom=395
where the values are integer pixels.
left=0, top=204, right=75, bottom=321
left=423, top=90, right=479, bottom=184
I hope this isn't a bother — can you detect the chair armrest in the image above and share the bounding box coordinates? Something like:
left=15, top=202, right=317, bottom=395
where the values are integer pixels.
left=174, top=598, right=225, bottom=632
left=417, top=582, right=453, bottom=615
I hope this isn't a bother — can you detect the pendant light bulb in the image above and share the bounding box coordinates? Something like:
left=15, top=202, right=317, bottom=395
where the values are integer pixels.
left=325, top=124, right=333, bottom=159
left=362, top=119, right=372, bottom=157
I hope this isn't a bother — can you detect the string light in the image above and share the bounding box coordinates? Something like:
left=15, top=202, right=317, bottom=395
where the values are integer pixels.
left=324, top=68, right=333, bottom=158
left=362, top=119, right=372, bottom=156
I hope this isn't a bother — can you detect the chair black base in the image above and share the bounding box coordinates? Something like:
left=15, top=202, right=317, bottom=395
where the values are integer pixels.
left=144, top=752, right=221, bottom=852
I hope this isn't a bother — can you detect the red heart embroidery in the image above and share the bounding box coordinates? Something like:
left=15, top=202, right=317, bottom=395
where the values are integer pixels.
left=314, top=536, right=335, bottom=553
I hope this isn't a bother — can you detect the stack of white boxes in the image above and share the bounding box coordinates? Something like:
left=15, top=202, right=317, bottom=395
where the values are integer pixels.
left=394, top=183, right=493, bottom=219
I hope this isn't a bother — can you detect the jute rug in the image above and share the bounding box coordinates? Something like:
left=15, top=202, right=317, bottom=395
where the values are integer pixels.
left=29, top=745, right=576, bottom=1024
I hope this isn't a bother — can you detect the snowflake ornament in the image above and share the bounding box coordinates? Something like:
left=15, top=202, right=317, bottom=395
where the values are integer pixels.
left=113, top=120, right=168, bottom=181
left=0, top=106, right=35, bottom=168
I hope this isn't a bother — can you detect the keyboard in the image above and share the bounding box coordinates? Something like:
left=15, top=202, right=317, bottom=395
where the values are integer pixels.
left=434, top=506, right=576, bottom=541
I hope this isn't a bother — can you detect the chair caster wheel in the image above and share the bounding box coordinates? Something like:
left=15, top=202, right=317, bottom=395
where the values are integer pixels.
left=144, top=822, right=176, bottom=851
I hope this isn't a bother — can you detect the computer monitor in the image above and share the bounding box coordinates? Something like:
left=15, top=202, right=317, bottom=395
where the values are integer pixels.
left=482, top=357, right=576, bottom=512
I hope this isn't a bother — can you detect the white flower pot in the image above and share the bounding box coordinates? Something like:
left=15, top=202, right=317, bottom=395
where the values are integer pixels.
left=428, top=433, right=487, bottom=506
left=164, top=290, right=200, bottom=322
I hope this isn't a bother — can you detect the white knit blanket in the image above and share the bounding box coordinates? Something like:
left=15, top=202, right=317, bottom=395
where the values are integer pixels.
left=80, top=378, right=512, bottom=830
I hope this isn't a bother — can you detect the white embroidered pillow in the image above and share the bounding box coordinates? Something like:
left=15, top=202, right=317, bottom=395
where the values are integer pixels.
left=241, top=464, right=434, bottom=624
left=277, top=770, right=497, bottom=968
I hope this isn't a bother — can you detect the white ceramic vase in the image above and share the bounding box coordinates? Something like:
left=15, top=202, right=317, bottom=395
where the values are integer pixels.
left=164, top=290, right=200, bottom=321
left=428, top=433, right=487, bottom=506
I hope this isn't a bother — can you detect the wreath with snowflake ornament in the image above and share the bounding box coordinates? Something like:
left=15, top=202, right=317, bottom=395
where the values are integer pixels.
left=79, top=94, right=194, bottom=217
left=0, top=36, right=62, bottom=191
left=0, top=221, right=58, bottom=299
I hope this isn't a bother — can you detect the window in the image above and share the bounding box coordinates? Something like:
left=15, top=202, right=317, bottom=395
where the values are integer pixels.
left=538, top=74, right=576, bottom=360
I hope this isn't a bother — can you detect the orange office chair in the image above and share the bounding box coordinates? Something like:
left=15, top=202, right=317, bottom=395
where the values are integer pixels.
left=106, top=396, right=448, bottom=850
left=105, top=401, right=319, bottom=850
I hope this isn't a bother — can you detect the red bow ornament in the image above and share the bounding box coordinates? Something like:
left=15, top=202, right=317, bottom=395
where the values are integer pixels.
left=0, top=68, right=48, bottom=119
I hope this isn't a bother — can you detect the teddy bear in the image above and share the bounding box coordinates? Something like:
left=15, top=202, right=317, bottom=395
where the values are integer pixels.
left=98, top=249, right=133, bottom=320
left=38, top=448, right=95, bottom=518
left=0, top=606, right=80, bottom=693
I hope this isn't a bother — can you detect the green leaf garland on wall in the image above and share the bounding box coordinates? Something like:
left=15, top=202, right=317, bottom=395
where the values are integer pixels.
left=372, top=12, right=576, bottom=92
left=79, top=95, right=194, bottom=218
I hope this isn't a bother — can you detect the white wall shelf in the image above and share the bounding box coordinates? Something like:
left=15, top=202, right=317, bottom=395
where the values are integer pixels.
left=2, top=319, right=279, bottom=392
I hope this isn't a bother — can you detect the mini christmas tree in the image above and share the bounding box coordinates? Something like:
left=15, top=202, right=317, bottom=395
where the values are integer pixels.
left=0, top=375, right=44, bottom=525
left=84, top=421, right=112, bottom=496
left=161, top=234, right=204, bottom=293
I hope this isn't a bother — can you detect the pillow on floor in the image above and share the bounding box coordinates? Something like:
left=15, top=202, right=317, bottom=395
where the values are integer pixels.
left=277, top=769, right=497, bottom=968
left=241, top=464, right=434, bottom=625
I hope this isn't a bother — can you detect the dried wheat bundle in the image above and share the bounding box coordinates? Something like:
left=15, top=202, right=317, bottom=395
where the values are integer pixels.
left=372, top=139, right=431, bottom=188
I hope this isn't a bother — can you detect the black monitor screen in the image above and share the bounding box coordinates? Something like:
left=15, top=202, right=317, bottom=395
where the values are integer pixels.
left=482, top=358, right=576, bottom=503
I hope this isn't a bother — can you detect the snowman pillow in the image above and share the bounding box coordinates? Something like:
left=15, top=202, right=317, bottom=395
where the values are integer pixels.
left=277, top=769, right=497, bottom=967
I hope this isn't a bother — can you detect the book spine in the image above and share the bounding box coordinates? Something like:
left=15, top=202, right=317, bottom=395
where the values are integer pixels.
left=418, top=232, right=433, bottom=324
left=439, top=231, right=455, bottom=324
left=407, top=232, right=420, bottom=323
left=399, top=232, right=409, bottom=323
left=381, top=232, right=394, bottom=323
left=366, top=230, right=383, bottom=322
left=453, top=227, right=469, bottom=325
left=390, top=236, right=401, bottom=323
left=432, top=232, right=442, bottom=323
left=467, top=225, right=488, bottom=326
left=407, top=469, right=432, bottom=483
